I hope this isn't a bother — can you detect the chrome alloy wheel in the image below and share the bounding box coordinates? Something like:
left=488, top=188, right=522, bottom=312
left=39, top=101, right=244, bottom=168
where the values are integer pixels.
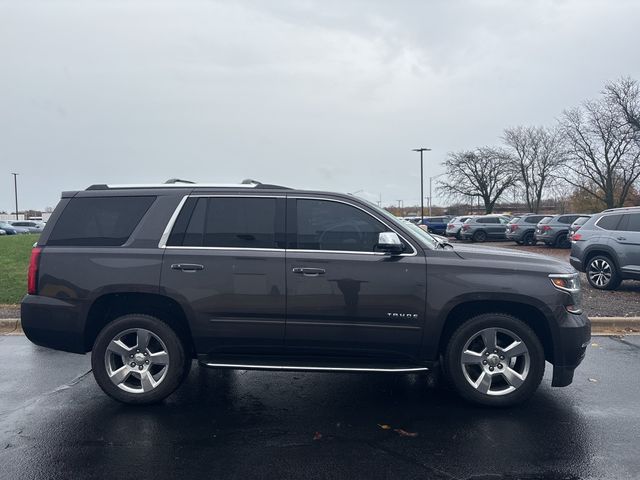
left=104, top=328, right=170, bottom=394
left=460, top=327, right=530, bottom=396
left=588, top=259, right=612, bottom=287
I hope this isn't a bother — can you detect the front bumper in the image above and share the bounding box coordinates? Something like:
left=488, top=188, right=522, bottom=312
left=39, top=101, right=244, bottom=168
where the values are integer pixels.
left=569, top=255, right=584, bottom=272
left=551, top=311, right=591, bottom=387
left=21, top=295, right=86, bottom=354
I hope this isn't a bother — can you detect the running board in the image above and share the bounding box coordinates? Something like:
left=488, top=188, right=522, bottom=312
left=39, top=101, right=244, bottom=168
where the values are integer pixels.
left=198, top=358, right=429, bottom=373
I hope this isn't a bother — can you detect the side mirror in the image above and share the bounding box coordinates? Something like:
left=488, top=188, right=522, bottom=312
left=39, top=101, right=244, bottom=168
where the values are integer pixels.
left=376, top=232, right=404, bottom=255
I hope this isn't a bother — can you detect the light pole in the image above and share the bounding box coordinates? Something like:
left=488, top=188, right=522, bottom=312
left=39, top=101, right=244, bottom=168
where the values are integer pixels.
left=412, top=148, right=431, bottom=222
left=11, top=173, right=19, bottom=220
left=428, top=173, right=446, bottom=216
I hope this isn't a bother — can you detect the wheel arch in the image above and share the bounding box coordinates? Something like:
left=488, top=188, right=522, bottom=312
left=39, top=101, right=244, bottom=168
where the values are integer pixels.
left=84, top=292, right=195, bottom=356
left=436, top=299, right=555, bottom=363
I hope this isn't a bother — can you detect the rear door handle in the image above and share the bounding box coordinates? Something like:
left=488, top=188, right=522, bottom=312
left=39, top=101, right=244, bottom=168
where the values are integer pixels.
left=617, top=237, right=627, bottom=241
left=292, top=267, right=326, bottom=276
left=171, top=263, right=204, bottom=272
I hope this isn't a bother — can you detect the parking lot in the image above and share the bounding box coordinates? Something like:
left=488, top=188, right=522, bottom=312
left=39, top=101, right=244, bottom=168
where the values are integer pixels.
left=454, top=240, right=640, bottom=317
left=1, top=334, right=639, bottom=480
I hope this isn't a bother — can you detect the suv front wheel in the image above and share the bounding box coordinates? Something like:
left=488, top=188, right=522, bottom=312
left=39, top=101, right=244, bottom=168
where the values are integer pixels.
left=91, top=314, right=189, bottom=405
left=444, top=313, right=545, bottom=407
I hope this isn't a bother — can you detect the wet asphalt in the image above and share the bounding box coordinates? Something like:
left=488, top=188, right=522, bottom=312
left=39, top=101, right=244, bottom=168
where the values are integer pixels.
left=1, top=335, right=639, bottom=480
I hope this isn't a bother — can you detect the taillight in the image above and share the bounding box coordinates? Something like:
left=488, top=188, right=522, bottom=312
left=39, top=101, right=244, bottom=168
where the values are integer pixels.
left=462, top=224, right=470, bottom=231
left=510, top=225, right=518, bottom=232
left=542, top=225, right=552, bottom=232
left=27, top=246, right=42, bottom=295
left=447, top=224, right=453, bottom=229
left=572, top=233, right=583, bottom=241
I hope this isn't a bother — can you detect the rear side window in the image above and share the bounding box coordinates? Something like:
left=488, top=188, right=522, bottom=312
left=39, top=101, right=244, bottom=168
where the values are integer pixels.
left=572, top=216, right=590, bottom=226
left=524, top=216, right=545, bottom=224
left=557, top=215, right=577, bottom=224
left=48, top=196, right=155, bottom=246
left=477, top=217, right=499, bottom=224
left=596, top=214, right=623, bottom=231
left=619, top=213, right=640, bottom=232
left=168, top=197, right=282, bottom=248
left=538, top=217, right=552, bottom=224
left=508, top=217, right=520, bottom=224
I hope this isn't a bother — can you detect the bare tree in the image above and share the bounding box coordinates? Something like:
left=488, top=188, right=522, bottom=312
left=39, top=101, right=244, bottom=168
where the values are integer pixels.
left=503, top=126, right=564, bottom=213
left=604, top=77, right=640, bottom=134
left=560, top=94, right=640, bottom=209
left=439, top=147, right=516, bottom=213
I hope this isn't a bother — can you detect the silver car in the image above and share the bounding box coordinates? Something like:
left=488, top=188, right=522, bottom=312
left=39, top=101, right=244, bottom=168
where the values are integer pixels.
left=10, top=220, right=45, bottom=233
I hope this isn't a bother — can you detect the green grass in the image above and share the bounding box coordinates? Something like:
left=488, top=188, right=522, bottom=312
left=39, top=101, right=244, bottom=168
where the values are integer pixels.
left=0, top=234, right=39, bottom=304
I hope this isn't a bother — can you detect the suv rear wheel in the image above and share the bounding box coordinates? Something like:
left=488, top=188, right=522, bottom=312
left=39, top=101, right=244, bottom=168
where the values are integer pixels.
left=522, top=232, right=536, bottom=246
left=91, top=314, right=188, bottom=405
left=586, top=255, right=621, bottom=290
left=556, top=233, right=571, bottom=249
left=444, top=313, right=545, bottom=407
left=472, top=230, right=487, bottom=243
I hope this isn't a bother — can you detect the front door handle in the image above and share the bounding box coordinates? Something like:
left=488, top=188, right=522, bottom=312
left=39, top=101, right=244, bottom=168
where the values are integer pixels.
left=171, top=263, right=204, bottom=272
left=292, top=267, right=326, bottom=276
left=617, top=237, right=627, bottom=241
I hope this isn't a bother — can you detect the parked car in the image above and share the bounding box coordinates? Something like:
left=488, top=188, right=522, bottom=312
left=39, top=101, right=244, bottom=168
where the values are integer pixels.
left=421, top=216, right=451, bottom=235
left=568, top=215, right=591, bottom=241
left=0, top=229, right=6, bottom=235
left=569, top=207, right=640, bottom=290
left=535, top=214, right=591, bottom=248
left=506, top=214, right=548, bottom=246
left=446, top=216, right=473, bottom=239
left=0, top=221, right=19, bottom=235
left=22, top=181, right=589, bottom=407
left=10, top=220, right=45, bottom=233
left=460, top=215, right=510, bottom=242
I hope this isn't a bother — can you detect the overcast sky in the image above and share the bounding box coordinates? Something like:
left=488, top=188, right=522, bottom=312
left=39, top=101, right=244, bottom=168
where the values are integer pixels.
left=1, top=0, right=639, bottom=211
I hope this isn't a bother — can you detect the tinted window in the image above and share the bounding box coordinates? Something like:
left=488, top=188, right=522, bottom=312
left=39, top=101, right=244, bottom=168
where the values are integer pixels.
left=169, top=197, right=281, bottom=248
left=557, top=215, right=577, bottom=224
left=597, top=214, right=623, bottom=231
left=296, top=199, right=386, bottom=252
left=477, top=217, right=499, bottom=224
left=48, top=196, right=155, bottom=246
left=524, top=215, right=545, bottom=224
left=572, top=216, right=590, bottom=226
left=621, top=213, right=640, bottom=232
left=459, top=216, right=470, bottom=222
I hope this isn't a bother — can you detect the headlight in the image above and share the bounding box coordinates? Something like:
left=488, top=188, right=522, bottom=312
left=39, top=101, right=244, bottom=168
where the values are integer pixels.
left=548, top=273, right=580, bottom=292
left=549, top=273, right=582, bottom=314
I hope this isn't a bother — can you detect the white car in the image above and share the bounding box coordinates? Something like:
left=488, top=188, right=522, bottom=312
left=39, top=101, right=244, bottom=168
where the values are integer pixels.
left=445, top=215, right=474, bottom=239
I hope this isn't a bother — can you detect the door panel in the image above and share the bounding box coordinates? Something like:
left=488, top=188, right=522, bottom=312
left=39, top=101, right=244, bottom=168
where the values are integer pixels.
left=160, top=195, right=287, bottom=356
left=614, top=213, right=640, bottom=275
left=285, top=197, right=426, bottom=361
left=161, top=249, right=286, bottom=355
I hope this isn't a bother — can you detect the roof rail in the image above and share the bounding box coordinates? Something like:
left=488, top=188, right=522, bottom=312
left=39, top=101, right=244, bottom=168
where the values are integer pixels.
left=85, top=181, right=291, bottom=191
left=602, top=205, right=640, bottom=213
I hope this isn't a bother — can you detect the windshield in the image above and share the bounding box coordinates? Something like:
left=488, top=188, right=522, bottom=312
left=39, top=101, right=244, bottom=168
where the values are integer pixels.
left=573, top=216, right=590, bottom=226
left=539, top=216, right=553, bottom=224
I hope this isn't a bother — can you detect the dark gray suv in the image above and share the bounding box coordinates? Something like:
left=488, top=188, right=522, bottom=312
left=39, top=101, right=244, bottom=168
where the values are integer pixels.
left=21, top=182, right=590, bottom=407
left=535, top=214, right=590, bottom=248
left=506, top=214, right=547, bottom=245
left=570, top=207, right=640, bottom=290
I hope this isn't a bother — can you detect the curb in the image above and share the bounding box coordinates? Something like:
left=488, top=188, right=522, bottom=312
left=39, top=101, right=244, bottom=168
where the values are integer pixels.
left=2, top=317, right=640, bottom=336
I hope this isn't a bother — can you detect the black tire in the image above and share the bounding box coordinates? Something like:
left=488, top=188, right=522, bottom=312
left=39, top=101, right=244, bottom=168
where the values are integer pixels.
left=586, top=255, right=621, bottom=290
left=522, top=232, right=536, bottom=246
left=556, top=233, right=571, bottom=249
left=472, top=230, right=487, bottom=243
left=91, top=314, right=188, bottom=405
left=515, top=240, right=524, bottom=245
left=443, top=313, right=545, bottom=407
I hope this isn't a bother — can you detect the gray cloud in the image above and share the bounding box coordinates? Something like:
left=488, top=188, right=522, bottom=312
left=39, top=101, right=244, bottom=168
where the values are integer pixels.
left=1, top=0, right=639, bottom=211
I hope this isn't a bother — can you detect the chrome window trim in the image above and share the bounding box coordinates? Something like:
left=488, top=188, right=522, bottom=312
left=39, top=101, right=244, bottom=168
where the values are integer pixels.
left=159, top=194, right=418, bottom=256
left=288, top=196, right=417, bottom=256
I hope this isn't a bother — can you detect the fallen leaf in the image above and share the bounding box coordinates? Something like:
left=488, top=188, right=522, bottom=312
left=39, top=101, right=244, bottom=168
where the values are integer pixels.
left=313, top=432, right=322, bottom=441
left=394, top=428, right=418, bottom=437
left=378, top=424, right=391, bottom=430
